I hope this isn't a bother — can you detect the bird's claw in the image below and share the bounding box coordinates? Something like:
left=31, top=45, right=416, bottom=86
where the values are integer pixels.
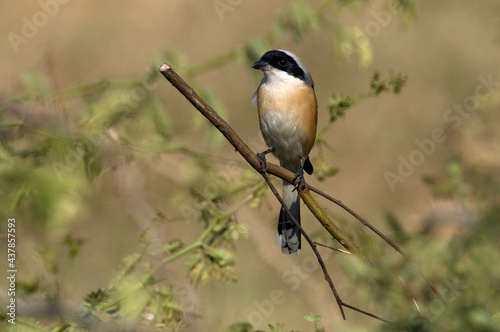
left=292, top=169, right=306, bottom=192
left=257, top=152, right=268, bottom=173
left=257, top=148, right=273, bottom=173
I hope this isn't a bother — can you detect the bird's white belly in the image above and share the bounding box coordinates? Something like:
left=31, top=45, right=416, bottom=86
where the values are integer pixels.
left=260, top=111, right=302, bottom=168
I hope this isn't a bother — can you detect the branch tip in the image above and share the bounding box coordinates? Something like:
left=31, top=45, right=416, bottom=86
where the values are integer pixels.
left=159, top=61, right=392, bottom=323
left=159, top=63, right=171, bottom=72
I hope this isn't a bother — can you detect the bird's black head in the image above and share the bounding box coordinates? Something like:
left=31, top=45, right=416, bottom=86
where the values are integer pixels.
left=252, top=50, right=313, bottom=87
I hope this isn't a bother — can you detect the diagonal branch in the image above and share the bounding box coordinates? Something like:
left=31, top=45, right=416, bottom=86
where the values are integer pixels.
left=261, top=169, right=389, bottom=322
left=159, top=62, right=397, bottom=322
left=308, top=186, right=405, bottom=256
left=159, top=63, right=366, bottom=259
left=259, top=170, right=346, bottom=319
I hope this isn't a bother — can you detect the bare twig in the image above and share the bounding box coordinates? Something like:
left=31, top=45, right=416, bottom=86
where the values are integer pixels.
left=314, top=241, right=351, bottom=255
left=159, top=63, right=393, bottom=322
left=260, top=170, right=389, bottom=322
left=309, top=187, right=439, bottom=296
left=259, top=170, right=346, bottom=319
left=159, top=63, right=366, bottom=259
left=308, top=186, right=405, bottom=256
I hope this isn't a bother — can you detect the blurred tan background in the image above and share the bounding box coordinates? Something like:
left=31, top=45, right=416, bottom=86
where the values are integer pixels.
left=2, top=0, right=500, bottom=330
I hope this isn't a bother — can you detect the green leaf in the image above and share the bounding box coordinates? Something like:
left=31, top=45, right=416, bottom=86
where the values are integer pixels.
left=388, top=71, right=407, bottom=94
left=83, top=90, right=147, bottom=131
left=304, top=312, right=323, bottom=323
left=186, top=253, right=203, bottom=285
left=280, top=1, right=319, bottom=40
left=267, top=323, right=283, bottom=332
left=313, top=157, right=339, bottom=181
left=84, top=288, right=111, bottom=307
left=370, top=71, right=407, bottom=96
left=388, top=0, right=417, bottom=22
left=6, top=316, right=50, bottom=332
left=20, top=70, right=52, bottom=104
left=225, top=321, right=255, bottom=332
left=81, top=141, right=102, bottom=181
left=0, top=167, right=65, bottom=226
left=163, top=240, right=184, bottom=254
left=63, top=234, right=85, bottom=259
left=226, top=223, right=249, bottom=242
left=206, top=247, right=235, bottom=266
left=328, top=94, right=356, bottom=123
left=334, top=26, right=373, bottom=69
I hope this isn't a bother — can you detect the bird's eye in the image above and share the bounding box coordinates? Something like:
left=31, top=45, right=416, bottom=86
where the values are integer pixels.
left=278, top=58, right=288, bottom=67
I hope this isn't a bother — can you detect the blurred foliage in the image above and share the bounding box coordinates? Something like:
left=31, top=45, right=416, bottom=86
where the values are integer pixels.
left=2, top=0, right=500, bottom=331
left=327, top=71, right=407, bottom=124
left=336, top=100, right=500, bottom=331
left=313, top=71, right=407, bottom=181
left=225, top=315, right=325, bottom=332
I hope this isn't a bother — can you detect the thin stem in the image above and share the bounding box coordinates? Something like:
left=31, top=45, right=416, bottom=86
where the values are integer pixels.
left=262, top=170, right=390, bottom=322
left=162, top=183, right=260, bottom=265
left=162, top=240, right=203, bottom=264
left=308, top=186, right=405, bottom=256
left=260, top=170, right=346, bottom=320
left=158, top=62, right=396, bottom=322
left=314, top=241, right=351, bottom=255
left=158, top=63, right=365, bottom=259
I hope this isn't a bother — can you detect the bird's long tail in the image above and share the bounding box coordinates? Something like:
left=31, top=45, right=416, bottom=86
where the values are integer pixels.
left=277, top=175, right=301, bottom=255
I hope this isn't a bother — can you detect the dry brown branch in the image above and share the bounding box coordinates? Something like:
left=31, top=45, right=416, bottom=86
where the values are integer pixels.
left=159, top=63, right=367, bottom=258
left=308, top=186, right=405, bottom=256
left=158, top=63, right=395, bottom=321
left=260, top=169, right=389, bottom=322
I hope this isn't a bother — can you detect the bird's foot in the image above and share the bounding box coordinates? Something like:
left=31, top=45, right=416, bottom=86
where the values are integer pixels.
left=292, top=161, right=306, bottom=192
left=257, top=148, right=273, bottom=173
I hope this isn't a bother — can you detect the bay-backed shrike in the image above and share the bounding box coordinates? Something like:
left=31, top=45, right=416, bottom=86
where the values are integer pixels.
left=252, top=50, right=318, bottom=255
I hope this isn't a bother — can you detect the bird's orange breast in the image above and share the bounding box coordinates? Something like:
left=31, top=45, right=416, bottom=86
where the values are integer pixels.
left=257, top=83, right=317, bottom=158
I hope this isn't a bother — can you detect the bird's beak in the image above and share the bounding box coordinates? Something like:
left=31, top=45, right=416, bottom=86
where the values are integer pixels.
left=252, top=60, right=269, bottom=70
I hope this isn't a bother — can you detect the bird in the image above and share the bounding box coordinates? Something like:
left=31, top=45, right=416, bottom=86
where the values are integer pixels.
left=251, top=50, right=318, bottom=255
